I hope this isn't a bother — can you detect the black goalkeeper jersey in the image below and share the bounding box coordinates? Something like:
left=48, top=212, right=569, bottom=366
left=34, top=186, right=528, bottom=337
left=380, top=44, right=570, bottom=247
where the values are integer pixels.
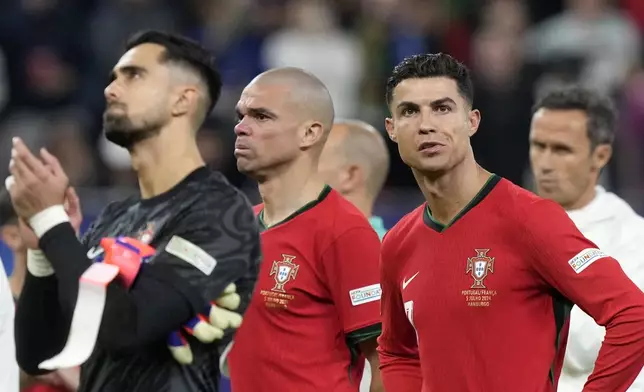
left=14, top=167, right=261, bottom=392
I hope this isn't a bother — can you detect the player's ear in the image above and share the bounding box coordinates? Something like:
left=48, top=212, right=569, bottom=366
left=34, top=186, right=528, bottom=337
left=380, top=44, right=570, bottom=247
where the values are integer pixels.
left=385, top=118, right=397, bottom=143
left=467, top=109, right=481, bottom=137
left=338, top=164, right=361, bottom=193
left=301, top=121, right=324, bottom=148
left=591, top=143, right=612, bottom=171
left=171, top=87, right=198, bottom=118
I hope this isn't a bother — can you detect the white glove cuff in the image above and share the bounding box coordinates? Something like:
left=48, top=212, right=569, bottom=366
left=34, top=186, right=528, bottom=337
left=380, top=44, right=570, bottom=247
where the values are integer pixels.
left=27, top=249, right=54, bottom=277
left=28, top=205, right=70, bottom=238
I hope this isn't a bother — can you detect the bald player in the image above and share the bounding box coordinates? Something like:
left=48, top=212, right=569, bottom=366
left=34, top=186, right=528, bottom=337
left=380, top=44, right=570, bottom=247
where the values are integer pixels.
left=318, top=120, right=388, bottom=392
left=319, top=120, right=390, bottom=240
left=221, top=68, right=384, bottom=392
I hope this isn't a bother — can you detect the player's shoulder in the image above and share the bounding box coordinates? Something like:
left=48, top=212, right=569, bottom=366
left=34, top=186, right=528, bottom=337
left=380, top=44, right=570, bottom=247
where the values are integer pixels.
left=93, top=195, right=138, bottom=223
left=256, top=186, right=373, bottom=238
left=487, top=178, right=566, bottom=220
left=187, top=168, right=248, bottom=202
left=380, top=203, right=427, bottom=254
left=179, top=168, right=255, bottom=216
left=149, top=168, right=258, bottom=241
left=161, top=170, right=259, bottom=247
left=278, top=187, right=378, bottom=245
left=319, top=188, right=376, bottom=234
left=496, top=178, right=565, bottom=214
left=598, top=189, right=644, bottom=228
left=490, top=179, right=580, bottom=245
left=378, top=205, right=424, bottom=275
left=382, top=203, right=425, bottom=249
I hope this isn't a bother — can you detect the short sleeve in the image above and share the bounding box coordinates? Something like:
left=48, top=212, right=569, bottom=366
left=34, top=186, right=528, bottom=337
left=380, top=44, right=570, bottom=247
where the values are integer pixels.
left=321, top=227, right=382, bottom=333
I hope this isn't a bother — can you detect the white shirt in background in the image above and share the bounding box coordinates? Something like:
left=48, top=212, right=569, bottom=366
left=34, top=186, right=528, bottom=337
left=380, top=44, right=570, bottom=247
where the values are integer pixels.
left=0, top=258, right=19, bottom=392
left=559, top=186, right=644, bottom=391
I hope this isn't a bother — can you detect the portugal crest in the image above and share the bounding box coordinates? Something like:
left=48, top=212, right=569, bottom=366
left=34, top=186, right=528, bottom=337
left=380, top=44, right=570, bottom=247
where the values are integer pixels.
left=270, top=254, right=299, bottom=293
left=466, top=249, right=494, bottom=289
left=137, top=222, right=156, bottom=244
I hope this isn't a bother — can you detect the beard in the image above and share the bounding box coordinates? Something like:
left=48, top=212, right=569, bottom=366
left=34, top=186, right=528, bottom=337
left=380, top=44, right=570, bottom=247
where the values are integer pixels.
left=102, top=108, right=165, bottom=150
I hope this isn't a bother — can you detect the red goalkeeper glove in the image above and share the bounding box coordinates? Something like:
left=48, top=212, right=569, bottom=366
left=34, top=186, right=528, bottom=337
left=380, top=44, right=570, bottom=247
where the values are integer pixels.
left=99, top=236, right=243, bottom=365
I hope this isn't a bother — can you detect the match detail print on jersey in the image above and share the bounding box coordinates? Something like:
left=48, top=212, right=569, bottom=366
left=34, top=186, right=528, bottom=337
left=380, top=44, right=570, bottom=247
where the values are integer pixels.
left=463, top=248, right=497, bottom=307
left=165, top=235, right=217, bottom=275
left=568, top=248, right=607, bottom=274
left=261, top=254, right=299, bottom=309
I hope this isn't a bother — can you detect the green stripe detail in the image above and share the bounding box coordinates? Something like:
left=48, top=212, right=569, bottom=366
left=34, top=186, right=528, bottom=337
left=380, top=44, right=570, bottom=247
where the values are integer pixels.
left=345, top=323, right=382, bottom=383
left=347, top=323, right=382, bottom=347
left=424, top=174, right=500, bottom=233
left=549, top=294, right=572, bottom=386
left=258, top=185, right=332, bottom=230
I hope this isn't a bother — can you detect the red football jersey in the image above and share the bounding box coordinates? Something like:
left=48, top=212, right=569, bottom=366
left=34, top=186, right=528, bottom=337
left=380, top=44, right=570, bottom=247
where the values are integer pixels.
left=378, top=176, right=644, bottom=392
left=229, top=187, right=382, bottom=392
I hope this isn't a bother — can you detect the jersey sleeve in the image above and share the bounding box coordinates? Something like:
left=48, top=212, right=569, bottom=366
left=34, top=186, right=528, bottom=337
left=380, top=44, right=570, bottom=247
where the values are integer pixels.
left=15, top=202, right=124, bottom=372
left=377, top=232, right=422, bottom=391
left=146, top=189, right=261, bottom=312
left=14, top=274, right=68, bottom=375
left=321, top=226, right=381, bottom=337
left=34, top=189, right=260, bottom=353
left=524, top=199, right=644, bottom=392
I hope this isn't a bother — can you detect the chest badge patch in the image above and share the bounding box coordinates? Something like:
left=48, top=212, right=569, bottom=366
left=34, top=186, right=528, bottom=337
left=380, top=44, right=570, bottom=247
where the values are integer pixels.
left=466, top=249, right=495, bottom=289
left=270, top=254, right=299, bottom=293
left=137, top=222, right=156, bottom=244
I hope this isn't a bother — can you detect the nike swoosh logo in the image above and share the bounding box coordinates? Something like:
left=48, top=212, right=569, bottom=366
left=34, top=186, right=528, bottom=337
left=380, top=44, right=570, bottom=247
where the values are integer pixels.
left=402, top=272, right=420, bottom=290
left=86, top=246, right=104, bottom=260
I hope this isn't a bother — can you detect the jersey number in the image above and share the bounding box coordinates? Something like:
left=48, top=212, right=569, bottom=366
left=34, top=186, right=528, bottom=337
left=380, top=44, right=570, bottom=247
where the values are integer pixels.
left=404, top=300, right=414, bottom=327
left=404, top=300, right=419, bottom=343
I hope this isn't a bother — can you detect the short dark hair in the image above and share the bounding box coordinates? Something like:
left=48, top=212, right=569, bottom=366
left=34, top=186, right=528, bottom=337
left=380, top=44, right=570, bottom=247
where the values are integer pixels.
left=532, top=86, right=617, bottom=148
left=0, top=191, right=17, bottom=226
left=126, top=30, right=222, bottom=117
left=386, top=53, right=474, bottom=107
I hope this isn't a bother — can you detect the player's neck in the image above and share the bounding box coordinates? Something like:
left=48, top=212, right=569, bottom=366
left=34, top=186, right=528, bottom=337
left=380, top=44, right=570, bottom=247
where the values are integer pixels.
left=258, top=159, right=326, bottom=227
left=563, top=182, right=598, bottom=211
left=417, top=156, right=491, bottom=225
left=9, top=250, right=26, bottom=297
left=130, top=130, right=204, bottom=199
left=342, top=192, right=374, bottom=218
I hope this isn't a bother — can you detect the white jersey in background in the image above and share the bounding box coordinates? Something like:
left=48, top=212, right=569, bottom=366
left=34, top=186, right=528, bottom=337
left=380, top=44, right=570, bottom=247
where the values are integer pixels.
left=559, top=186, right=644, bottom=392
left=0, top=257, right=19, bottom=392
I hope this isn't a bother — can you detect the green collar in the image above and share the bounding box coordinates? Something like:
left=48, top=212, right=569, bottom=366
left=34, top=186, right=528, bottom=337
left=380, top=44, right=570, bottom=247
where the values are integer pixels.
left=258, top=185, right=332, bottom=230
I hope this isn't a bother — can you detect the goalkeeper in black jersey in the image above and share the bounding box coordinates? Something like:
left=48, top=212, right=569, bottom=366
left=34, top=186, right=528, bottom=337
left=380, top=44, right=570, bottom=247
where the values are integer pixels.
left=5, top=30, right=261, bottom=392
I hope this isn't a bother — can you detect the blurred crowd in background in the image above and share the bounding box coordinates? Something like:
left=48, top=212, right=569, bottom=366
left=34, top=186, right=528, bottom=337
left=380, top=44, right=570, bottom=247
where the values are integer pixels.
left=1, top=0, right=644, bottom=272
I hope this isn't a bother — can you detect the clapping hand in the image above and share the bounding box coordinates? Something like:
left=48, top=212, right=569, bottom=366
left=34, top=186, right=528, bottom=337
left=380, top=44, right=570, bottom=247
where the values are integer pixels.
left=6, top=137, right=69, bottom=221
left=6, top=137, right=82, bottom=246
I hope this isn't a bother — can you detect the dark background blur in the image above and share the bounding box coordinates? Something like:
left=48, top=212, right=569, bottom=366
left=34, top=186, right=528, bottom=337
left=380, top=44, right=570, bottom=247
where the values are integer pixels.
left=1, top=0, right=644, bottom=274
